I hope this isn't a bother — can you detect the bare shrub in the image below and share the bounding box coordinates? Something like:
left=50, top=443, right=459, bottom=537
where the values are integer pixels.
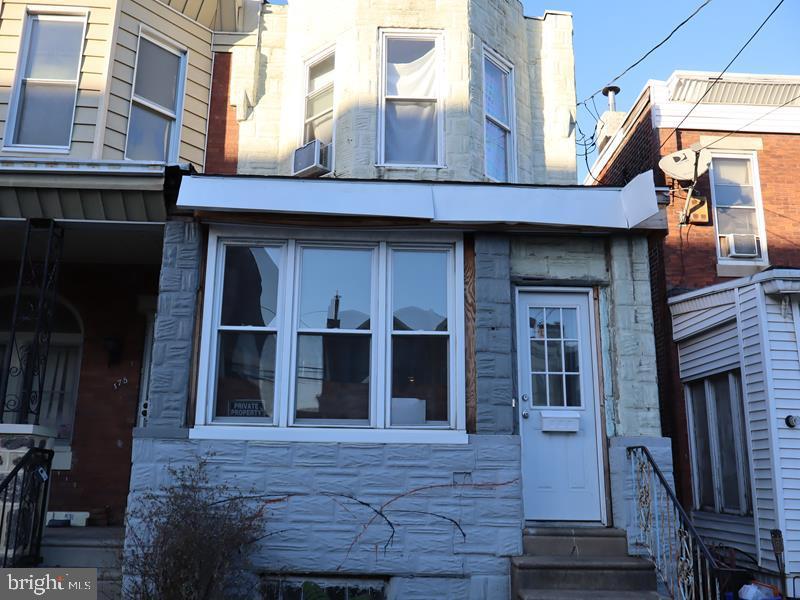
left=124, top=458, right=267, bottom=600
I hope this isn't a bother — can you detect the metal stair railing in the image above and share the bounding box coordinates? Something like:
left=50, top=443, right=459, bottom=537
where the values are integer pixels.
left=0, top=447, right=54, bottom=567
left=627, top=445, right=746, bottom=600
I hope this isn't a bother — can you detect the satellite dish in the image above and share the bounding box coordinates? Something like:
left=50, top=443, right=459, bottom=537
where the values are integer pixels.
left=658, top=146, right=711, bottom=181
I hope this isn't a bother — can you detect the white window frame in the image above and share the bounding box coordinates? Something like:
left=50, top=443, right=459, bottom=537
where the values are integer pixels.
left=377, top=28, right=446, bottom=169
left=3, top=8, right=88, bottom=153
left=709, top=152, right=768, bottom=267
left=124, top=27, right=188, bottom=163
left=482, top=46, right=516, bottom=182
left=193, top=226, right=466, bottom=444
left=685, top=370, right=752, bottom=516
left=301, top=45, right=336, bottom=169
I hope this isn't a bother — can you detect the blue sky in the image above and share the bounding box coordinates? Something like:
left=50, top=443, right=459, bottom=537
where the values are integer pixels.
left=519, top=0, right=800, bottom=181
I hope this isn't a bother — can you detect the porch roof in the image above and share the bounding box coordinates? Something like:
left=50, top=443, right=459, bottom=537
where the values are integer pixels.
left=668, top=268, right=800, bottom=308
left=175, top=170, right=660, bottom=231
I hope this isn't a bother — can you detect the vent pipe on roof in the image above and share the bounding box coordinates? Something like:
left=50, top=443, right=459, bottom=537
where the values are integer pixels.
left=602, top=85, right=620, bottom=111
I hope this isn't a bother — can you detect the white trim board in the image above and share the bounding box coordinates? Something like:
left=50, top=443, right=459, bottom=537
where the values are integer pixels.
left=177, top=170, right=659, bottom=230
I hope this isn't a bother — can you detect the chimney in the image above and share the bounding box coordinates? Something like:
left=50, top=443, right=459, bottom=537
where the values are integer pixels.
left=594, top=86, right=626, bottom=155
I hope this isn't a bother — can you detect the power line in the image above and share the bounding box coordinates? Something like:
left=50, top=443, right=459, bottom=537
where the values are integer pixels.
left=699, top=92, right=800, bottom=151
left=658, top=0, right=786, bottom=151
left=578, top=0, right=714, bottom=107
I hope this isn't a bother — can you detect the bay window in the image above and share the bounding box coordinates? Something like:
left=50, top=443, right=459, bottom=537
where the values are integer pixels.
left=379, top=31, right=443, bottom=166
left=686, top=370, right=752, bottom=515
left=6, top=12, right=86, bottom=150
left=196, top=229, right=465, bottom=442
left=710, top=155, right=766, bottom=262
left=483, top=50, right=515, bottom=182
left=125, top=34, right=186, bottom=162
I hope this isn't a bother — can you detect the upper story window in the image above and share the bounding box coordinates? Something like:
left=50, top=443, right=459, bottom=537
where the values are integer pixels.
left=483, top=50, right=515, bottom=182
left=686, top=370, right=752, bottom=516
left=304, top=52, right=335, bottom=148
left=709, top=155, right=766, bottom=263
left=379, top=31, right=443, bottom=167
left=125, top=35, right=186, bottom=162
left=5, top=13, right=86, bottom=150
left=195, top=228, right=466, bottom=443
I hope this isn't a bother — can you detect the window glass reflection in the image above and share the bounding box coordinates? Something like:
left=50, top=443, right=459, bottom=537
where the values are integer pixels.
left=221, top=246, right=281, bottom=327
left=393, top=250, right=448, bottom=331
left=391, top=335, right=448, bottom=425
left=298, top=247, right=372, bottom=330
left=215, top=332, right=276, bottom=420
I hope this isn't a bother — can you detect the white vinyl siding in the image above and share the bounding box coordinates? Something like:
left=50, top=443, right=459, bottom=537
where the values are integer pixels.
left=677, top=320, right=740, bottom=381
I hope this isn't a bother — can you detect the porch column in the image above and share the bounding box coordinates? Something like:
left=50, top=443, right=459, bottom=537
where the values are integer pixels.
left=139, top=219, right=201, bottom=434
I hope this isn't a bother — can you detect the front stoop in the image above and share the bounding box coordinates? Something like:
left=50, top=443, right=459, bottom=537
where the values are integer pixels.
left=40, top=526, right=124, bottom=599
left=512, top=527, right=663, bottom=599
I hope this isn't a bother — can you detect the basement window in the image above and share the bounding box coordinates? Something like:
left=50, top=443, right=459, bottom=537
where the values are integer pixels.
left=685, top=370, right=752, bottom=516
left=193, top=227, right=466, bottom=444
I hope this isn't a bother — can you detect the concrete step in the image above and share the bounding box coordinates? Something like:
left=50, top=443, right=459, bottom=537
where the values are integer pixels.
left=511, top=555, right=657, bottom=592
left=519, top=590, right=667, bottom=600
left=40, top=527, right=124, bottom=569
left=523, top=526, right=628, bottom=557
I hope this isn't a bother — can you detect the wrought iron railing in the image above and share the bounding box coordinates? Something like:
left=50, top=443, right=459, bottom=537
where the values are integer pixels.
left=0, top=219, right=64, bottom=425
left=627, top=445, right=746, bottom=599
left=0, top=447, right=54, bottom=567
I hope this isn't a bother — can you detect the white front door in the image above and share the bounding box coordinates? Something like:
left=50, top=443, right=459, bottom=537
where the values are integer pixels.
left=516, top=290, right=604, bottom=522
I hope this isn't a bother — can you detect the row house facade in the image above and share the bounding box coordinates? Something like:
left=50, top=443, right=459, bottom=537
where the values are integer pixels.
left=592, top=71, right=800, bottom=592
left=0, top=0, right=673, bottom=597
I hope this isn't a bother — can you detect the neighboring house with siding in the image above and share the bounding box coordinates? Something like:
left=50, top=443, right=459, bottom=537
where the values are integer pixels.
left=590, top=70, right=800, bottom=590
left=124, top=1, right=674, bottom=598
left=0, top=0, right=213, bottom=591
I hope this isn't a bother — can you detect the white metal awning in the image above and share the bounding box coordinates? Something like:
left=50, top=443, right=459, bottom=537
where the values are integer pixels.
left=176, top=170, right=659, bottom=230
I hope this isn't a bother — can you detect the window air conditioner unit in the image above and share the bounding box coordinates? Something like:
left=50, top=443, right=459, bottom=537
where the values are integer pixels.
left=292, top=139, right=330, bottom=177
left=726, top=233, right=759, bottom=258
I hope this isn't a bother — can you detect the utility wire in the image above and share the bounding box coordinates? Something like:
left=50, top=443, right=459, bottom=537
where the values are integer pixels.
left=578, top=0, right=714, bottom=107
left=658, top=0, right=786, bottom=151
left=698, top=91, right=800, bottom=151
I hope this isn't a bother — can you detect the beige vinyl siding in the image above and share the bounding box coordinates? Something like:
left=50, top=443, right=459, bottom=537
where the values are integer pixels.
left=0, top=0, right=115, bottom=158
left=103, top=0, right=211, bottom=169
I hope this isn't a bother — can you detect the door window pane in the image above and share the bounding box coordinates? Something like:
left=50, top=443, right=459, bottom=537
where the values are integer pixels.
left=133, top=38, right=181, bottom=111
left=126, top=105, right=170, bottom=161
left=689, top=381, right=715, bottom=510
left=215, top=332, right=276, bottom=420
left=531, top=374, right=547, bottom=406
left=392, top=250, right=447, bottom=331
left=565, top=374, right=581, bottom=407
left=391, top=336, right=448, bottom=425
left=14, top=82, right=75, bottom=147
left=298, top=247, right=372, bottom=330
left=529, top=305, right=582, bottom=408
left=221, top=246, right=281, bottom=327
left=295, top=333, right=370, bottom=421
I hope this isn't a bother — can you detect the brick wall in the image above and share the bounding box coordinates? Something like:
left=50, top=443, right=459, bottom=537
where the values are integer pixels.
left=205, top=53, right=239, bottom=175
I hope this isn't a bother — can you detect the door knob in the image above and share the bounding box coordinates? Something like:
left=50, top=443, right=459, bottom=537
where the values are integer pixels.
left=522, top=410, right=530, bottom=419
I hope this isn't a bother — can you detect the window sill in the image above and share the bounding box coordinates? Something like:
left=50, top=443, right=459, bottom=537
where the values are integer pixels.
left=1, top=145, right=71, bottom=154
left=0, top=424, right=59, bottom=437
left=716, top=261, right=768, bottom=278
left=189, top=425, right=469, bottom=444
left=376, top=163, right=447, bottom=170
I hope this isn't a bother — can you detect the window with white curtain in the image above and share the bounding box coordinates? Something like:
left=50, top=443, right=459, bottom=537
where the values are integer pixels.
left=304, top=52, right=335, bottom=147
left=6, top=13, right=85, bottom=149
left=196, top=228, right=466, bottom=442
left=710, top=155, right=766, bottom=262
left=483, top=50, right=514, bottom=181
left=125, top=35, right=186, bottom=162
left=686, top=370, right=752, bottom=515
left=380, top=32, right=443, bottom=166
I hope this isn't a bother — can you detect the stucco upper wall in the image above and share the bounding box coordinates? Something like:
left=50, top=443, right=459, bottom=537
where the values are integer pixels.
left=231, top=0, right=577, bottom=183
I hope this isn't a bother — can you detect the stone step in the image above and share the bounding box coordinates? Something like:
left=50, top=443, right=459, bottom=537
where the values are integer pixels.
left=519, top=590, right=667, bottom=600
left=523, top=526, right=629, bottom=557
left=511, top=555, right=657, bottom=592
